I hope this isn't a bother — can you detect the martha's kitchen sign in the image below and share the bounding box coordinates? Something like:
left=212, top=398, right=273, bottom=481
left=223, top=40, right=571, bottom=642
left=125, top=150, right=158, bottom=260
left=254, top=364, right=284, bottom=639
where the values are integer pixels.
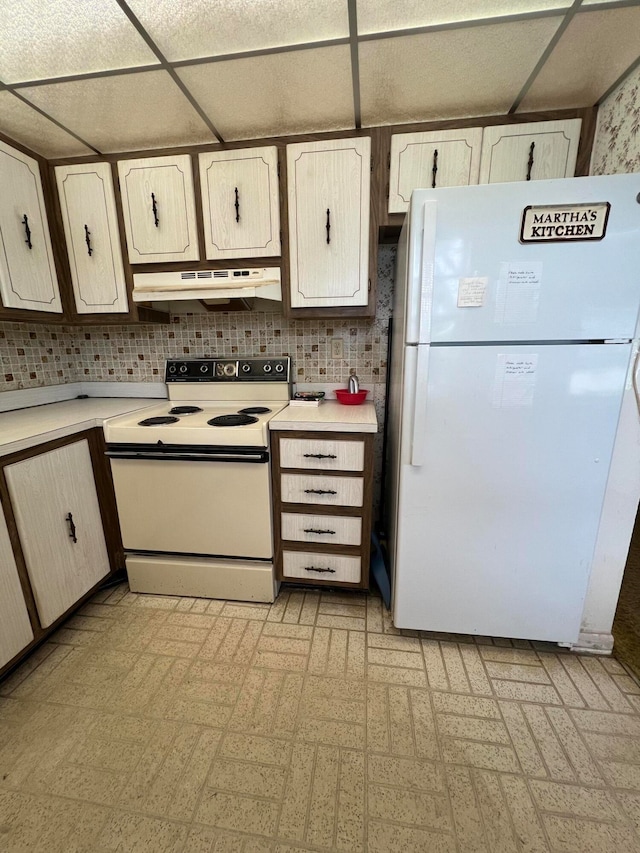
left=520, top=202, right=610, bottom=243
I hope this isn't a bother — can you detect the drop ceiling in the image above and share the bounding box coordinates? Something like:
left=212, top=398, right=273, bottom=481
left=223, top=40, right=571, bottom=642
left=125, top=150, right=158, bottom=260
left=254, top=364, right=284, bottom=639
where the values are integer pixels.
left=0, top=0, right=638, bottom=158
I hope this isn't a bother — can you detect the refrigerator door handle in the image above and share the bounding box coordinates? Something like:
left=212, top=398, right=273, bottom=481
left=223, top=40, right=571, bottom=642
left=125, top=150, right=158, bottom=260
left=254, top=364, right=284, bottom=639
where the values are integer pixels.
left=632, top=344, right=640, bottom=417
left=411, top=345, right=430, bottom=467
left=418, top=200, right=438, bottom=345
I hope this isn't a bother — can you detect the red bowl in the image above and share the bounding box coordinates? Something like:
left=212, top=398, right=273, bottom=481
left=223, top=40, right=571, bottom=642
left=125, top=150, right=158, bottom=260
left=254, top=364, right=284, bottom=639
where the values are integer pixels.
left=335, top=389, right=368, bottom=405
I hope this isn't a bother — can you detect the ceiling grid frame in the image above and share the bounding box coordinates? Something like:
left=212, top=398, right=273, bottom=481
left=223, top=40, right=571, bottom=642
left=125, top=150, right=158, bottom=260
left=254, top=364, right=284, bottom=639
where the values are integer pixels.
left=0, top=0, right=637, bottom=156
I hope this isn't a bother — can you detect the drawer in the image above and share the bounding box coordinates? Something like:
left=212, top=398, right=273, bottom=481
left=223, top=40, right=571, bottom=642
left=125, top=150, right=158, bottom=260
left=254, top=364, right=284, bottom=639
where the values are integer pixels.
left=282, top=550, right=361, bottom=583
left=281, top=474, right=363, bottom=507
left=281, top=512, right=362, bottom=546
left=279, top=438, right=364, bottom=471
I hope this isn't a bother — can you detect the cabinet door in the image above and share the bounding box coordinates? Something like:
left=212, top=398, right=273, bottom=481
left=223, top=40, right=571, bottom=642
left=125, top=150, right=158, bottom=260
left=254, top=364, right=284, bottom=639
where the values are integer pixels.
left=5, top=439, right=110, bottom=629
left=55, top=163, right=129, bottom=314
left=389, top=128, right=483, bottom=213
left=199, top=146, right=281, bottom=260
left=287, top=137, right=370, bottom=309
left=0, top=504, right=33, bottom=669
left=118, top=154, right=199, bottom=263
left=479, top=119, right=582, bottom=184
left=0, top=140, right=62, bottom=313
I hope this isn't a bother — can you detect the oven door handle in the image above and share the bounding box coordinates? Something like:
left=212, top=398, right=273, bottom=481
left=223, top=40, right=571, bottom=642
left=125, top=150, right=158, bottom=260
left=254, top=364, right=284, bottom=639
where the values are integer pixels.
left=105, top=450, right=269, bottom=463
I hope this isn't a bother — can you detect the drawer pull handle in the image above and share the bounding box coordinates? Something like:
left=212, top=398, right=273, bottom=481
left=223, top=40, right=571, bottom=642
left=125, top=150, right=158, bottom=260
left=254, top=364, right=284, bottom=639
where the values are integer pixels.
left=303, top=453, right=337, bottom=459
left=304, top=528, right=336, bottom=535
left=66, top=512, right=77, bottom=544
left=304, top=566, right=336, bottom=574
left=304, top=488, right=337, bottom=495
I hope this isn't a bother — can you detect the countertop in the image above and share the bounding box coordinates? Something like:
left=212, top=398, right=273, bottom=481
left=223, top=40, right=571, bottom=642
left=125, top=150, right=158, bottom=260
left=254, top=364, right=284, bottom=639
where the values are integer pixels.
left=0, top=398, right=157, bottom=457
left=269, top=400, right=378, bottom=433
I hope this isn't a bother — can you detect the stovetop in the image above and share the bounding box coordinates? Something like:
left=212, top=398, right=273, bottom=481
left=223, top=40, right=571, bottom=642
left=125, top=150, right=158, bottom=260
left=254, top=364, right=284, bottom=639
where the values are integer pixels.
left=103, top=400, right=288, bottom=447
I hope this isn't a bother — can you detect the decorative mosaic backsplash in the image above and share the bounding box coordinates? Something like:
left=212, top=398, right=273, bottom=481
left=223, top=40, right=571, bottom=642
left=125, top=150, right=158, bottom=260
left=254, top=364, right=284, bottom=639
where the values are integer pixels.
left=591, top=64, right=640, bottom=176
left=0, top=246, right=395, bottom=394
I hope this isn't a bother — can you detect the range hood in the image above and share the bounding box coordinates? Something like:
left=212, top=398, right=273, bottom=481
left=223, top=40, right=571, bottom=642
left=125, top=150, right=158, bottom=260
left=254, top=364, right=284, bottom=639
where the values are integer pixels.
left=132, top=267, right=281, bottom=304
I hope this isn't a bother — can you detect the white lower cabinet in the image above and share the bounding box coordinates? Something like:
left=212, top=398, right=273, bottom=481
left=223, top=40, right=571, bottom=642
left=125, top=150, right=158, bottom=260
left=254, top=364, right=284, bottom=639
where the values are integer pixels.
left=5, top=439, right=110, bottom=628
left=0, top=504, right=33, bottom=669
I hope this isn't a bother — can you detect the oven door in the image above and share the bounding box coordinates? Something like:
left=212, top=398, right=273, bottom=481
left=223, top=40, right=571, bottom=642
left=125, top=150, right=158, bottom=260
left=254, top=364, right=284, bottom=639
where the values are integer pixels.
left=107, top=444, right=273, bottom=559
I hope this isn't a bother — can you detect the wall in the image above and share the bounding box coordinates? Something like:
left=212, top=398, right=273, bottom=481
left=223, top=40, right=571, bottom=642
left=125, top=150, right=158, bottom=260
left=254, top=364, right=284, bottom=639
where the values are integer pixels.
left=579, top=66, right=640, bottom=648
left=591, top=63, right=640, bottom=175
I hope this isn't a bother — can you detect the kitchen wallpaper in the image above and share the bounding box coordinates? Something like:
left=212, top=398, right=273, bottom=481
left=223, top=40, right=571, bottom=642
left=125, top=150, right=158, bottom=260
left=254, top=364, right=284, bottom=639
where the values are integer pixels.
left=591, top=63, right=640, bottom=175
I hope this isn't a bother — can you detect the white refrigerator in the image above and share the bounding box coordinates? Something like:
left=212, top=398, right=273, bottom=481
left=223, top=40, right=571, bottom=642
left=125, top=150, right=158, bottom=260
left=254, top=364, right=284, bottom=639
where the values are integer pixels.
left=387, top=174, right=640, bottom=644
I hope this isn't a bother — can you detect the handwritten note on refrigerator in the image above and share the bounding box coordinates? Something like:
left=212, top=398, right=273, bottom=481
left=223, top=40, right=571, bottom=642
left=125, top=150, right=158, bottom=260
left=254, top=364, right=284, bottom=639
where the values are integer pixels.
left=457, top=276, right=487, bottom=307
left=494, top=262, right=542, bottom=325
left=492, top=354, right=538, bottom=407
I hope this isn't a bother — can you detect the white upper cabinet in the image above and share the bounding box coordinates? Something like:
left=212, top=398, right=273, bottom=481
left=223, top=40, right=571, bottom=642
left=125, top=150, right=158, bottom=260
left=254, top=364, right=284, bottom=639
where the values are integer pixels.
left=5, top=438, right=110, bottom=629
left=287, top=137, right=371, bottom=309
left=479, top=119, right=582, bottom=184
left=0, top=139, right=62, bottom=313
left=55, top=162, right=129, bottom=314
left=118, top=154, right=199, bottom=264
left=199, top=146, right=281, bottom=260
left=389, top=127, right=483, bottom=213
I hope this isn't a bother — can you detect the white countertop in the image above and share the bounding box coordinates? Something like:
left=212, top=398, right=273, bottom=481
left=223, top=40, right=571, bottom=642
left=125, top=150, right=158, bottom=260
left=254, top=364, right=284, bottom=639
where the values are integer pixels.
left=0, top=398, right=157, bottom=457
left=269, top=400, right=378, bottom=433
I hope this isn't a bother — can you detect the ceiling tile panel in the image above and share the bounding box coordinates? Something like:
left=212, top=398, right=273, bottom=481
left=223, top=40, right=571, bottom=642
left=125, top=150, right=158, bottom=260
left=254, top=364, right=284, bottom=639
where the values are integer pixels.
left=18, top=71, right=216, bottom=153
left=360, top=18, right=563, bottom=126
left=520, top=7, right=640, bottom=110
left=0, top=91, right=93, bottom=157
left=177, top=46, right=354, bottom=141
left=127, top=0, right=349, bottom=61
left=358, top=0, right=570, bottom=34
left=0, top=0, right=158, bottom=84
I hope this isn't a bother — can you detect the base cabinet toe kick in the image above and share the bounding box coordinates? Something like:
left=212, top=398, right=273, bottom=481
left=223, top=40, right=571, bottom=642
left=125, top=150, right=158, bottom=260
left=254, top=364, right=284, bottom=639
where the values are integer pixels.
left=271, top=430, right=375, bottom=590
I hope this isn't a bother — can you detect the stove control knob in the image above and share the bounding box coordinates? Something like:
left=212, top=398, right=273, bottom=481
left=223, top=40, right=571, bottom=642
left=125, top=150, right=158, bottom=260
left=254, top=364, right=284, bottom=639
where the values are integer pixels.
left=223, top=362, right=236, bottom=377
left=179, top=364, right=188, bottom=374
left=168, top=364, right=177, bottom=374
left=199, top=364, right=209, bottom=374
left=241, top=363, right=251, bottom=373
left=274, top=363, right=284, bottom=373
left=263, top=363, right=272, bottom=373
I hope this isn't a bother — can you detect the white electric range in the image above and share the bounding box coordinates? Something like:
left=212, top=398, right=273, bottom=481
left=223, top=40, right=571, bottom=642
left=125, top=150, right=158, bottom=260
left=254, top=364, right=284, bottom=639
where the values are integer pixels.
left=103, top=356, right=290, bottom=601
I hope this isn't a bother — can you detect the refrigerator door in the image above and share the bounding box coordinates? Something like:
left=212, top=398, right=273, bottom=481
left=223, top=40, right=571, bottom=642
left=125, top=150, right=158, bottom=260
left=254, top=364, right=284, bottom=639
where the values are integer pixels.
left=410, top=174, right=640, bottom=344
left=393, top=341, right=631, bottom=642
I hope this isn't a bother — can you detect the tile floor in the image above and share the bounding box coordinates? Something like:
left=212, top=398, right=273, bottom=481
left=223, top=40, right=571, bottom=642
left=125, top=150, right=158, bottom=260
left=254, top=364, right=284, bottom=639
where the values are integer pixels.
left=2, top=585, right=640, bottom=852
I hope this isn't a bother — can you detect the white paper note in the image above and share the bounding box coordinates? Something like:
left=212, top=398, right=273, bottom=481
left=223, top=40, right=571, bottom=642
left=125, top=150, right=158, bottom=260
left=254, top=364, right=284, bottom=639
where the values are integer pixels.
left=494, top=262, right=542, bottom=325
left=458, top=276, right=487, bottom=307
left=492, top=354, right=538, bottom=408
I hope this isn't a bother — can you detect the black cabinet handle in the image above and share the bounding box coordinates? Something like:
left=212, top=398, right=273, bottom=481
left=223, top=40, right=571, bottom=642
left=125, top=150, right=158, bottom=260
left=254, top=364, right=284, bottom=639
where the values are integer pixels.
left=304, top=488, right=337, bottom=495
left=235, top=186, right=240, bottom=223
left=84, top=224, right=93, bottom=256
left=22, top=214, right=32, bottom=250
left=304, top=528, right=336, bottom=535
left=66, top=512, right=77, bottom=544
left=526, top=141, right=535, bottom=181
left=432, top=149, right=438, bottom=189
left=326, top=208, right=331, bottom=244
left=304, top=566, right=336, bottom=574
left=303, top=453, right=337, bottom=459
left=151, top=192, right=159, bottom=227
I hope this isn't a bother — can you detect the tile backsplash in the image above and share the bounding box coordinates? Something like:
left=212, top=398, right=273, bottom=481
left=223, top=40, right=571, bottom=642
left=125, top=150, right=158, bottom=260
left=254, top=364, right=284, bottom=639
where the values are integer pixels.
left=0, top=245, right=395, bottom=393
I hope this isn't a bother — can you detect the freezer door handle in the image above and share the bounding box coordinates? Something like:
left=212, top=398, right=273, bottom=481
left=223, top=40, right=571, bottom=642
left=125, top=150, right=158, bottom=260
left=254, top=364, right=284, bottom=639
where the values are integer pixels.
left=411, top=345, right=430, bottom=467
left=632, top=345, right=640, bottom=417
left=417, top=200, right=437, bottom=344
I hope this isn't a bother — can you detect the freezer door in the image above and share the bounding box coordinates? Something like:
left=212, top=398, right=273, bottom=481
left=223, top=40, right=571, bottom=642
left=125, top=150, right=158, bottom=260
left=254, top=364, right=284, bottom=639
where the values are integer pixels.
left=393, top=342, right=631, bottom=642
left=412, top=174, right=640, bottom=343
